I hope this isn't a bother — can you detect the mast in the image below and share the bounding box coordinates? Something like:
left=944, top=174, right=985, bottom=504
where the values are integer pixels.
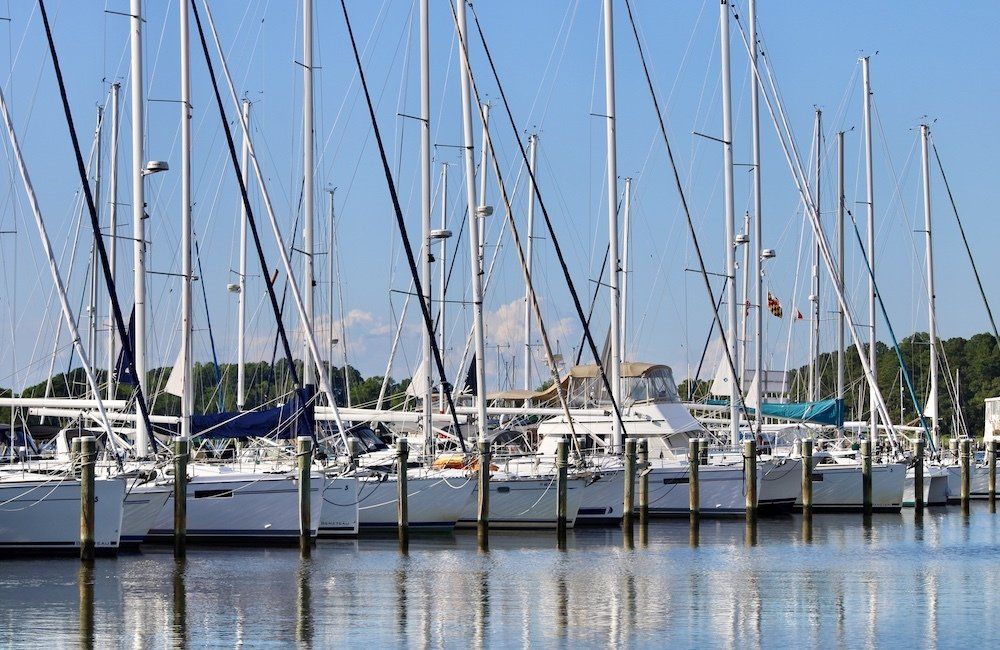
left=179, top=0, right=193, bottom=440
left=107, top=83, right=120, bottom=401
left=862, top=57, right=877, bottom=443
left=621, top=176, right=632, bottom=359
left=89, top=107, right=103, bottom=399
left=237, top=99, right=250, bottom=410
left=739, top=210, right=749, bottom=377
left=420, top=0, right=433, bottom=455
left=130, top=0, right=150, bottom=456
left=456, top=0, right=487, bottom=442
left=720, top=0, right=739, bottom=446
left=921, top=123, right=938, bottom=446
left=603, top=0, right=624, bottom=452
left=523, top=134, right=537, bottom=391
left=836, top=131, right=845, bottom=436
left=438, top=162, right=449, bottom=408
left=749, top=0, right=763, bottom=420
left=302, top=0, right=315, bottom=390
left=809, top=109, right=821, bottom=402
left=477, top=102, right=491, bottom=264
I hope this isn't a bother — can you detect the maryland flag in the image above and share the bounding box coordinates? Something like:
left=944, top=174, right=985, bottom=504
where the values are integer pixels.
left=794, top=309, right=805, bottom=320
left=767, top=292, right=783, bottom=318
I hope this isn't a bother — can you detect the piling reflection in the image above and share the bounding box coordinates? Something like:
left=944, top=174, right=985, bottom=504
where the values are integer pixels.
left=172, top=558, right=186, bottom=648
left=689, top=514, right=699, bottom=547
left=296, top=555, right=312, bottom=646
left=395, top=565, right=407, bottom=642
left=78, top=561, right=94, bottom=649
left=556, top=569, right=568, bottom=639
left=473, top=570, right=489, bottom=649
left=801, top=514, right=812, bottom=544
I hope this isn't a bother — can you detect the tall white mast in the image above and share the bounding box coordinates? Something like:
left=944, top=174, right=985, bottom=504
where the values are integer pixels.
left=0, top=88, right=115, bottom=440
left=921, top=124, right=938, bottom=447
left=720, top=0, right=739, bottom=446
left=456, top=0, right=487, bottom=442
left=603, top=0, right=623, bottom=452
left=302, top=0, right=315, bottom=390
left=836, top=131, right=846, bottom=436
left=862, top=57, right=877, bottom=442
left=236, top=99, right=250, bottom=410
left=477, top=103, right=491, bottom=265
left=621, top=176, right=632, bottom=360
left=420, top=0, right=433, bottom=455
left=130, top=0, right=150, bottom=456
left=438, top=162, right=449, bottom=408
left=748, top=0, right=763, bottom=419
left=179, top=0, right=192, bottom=440
left=89, top=107, right=102, bottom=399
left=523, top=134, right=537, bottom=391
left=107, top=83, right=120, bottom=401
left=809, top=109, right=821, bottom=402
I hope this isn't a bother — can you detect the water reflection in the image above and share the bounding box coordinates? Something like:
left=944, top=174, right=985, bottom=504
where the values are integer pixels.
left=78, top=562, right=94, bottom=649
left=6, top=505, right=1000, bottom=647
left=296, top=556, right=312, bottom=646
left=172, top=558, right=186, bottom=648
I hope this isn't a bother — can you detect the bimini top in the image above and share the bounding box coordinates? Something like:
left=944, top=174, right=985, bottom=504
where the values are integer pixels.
left=488, top=362, right=682, bottom=409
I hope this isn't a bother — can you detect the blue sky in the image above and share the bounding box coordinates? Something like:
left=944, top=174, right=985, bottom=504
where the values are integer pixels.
left=0, top=1, right=996, bottom=400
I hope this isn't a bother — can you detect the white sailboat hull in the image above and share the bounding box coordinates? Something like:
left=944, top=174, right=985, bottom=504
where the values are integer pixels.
left=758, top=458, right=802, bottom=512
left=642, top=463, right=750, bottom=516
left=903, top=465, right=949, bottom=506
left=358, top=474, right=474, bottom=532
left=148, top=468, right=321, bottom=542
left=576, top=469, right=625, bottom=525
left=797, top=462, right=907, bottom=512
left=945, top=464, right=993, bottom=501
left=0, top=477, right=124, bottom=553
left=319, top=475, right=359, bottom=537
left=122, top=483, right=171, bottom=546
left=458, top=476, right=585, bottom=529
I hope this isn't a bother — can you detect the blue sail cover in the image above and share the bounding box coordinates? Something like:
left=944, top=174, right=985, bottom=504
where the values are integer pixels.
left=757, top=398, right=844, bottom=427
left=706, top=398, right=844, bottom=426
left=192, top=387, right=315, bottom=440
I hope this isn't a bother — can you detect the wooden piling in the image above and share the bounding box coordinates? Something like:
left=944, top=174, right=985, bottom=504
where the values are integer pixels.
left=689, top=438, right=700, bottom=519
left=396, top=438, right=409, bottom=549
left=623, top=439, right=636, bottom=535
left=477, top=441, right=490, bottom=550
left=71, top=437, right=81, bottom=478
left=637, top=439, right=649, bottom=531
left=297, top=436, right=312, bottom=552
left=914, top=438, right=925, bottom=511
left=988, top=440, right=997, bottom=506
left=173, top=437, right=189, bottom=558
left=801, top=438, right=813, bottom=515
left=743, top=439, right=757, bottom=519
left=960, top=437, right=971, bottom=514
left=79, top=435, right=96, bottom=562
left=861, top=438, right=872, bottom=516
left=556, top=438, right=568, bottom=540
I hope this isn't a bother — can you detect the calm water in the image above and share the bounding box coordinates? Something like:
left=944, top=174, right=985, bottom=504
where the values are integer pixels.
left=2, top=505, right=999, bottom=648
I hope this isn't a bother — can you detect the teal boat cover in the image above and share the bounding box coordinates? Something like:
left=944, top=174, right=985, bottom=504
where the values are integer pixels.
left=706, top=398, right=844, bottom=426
